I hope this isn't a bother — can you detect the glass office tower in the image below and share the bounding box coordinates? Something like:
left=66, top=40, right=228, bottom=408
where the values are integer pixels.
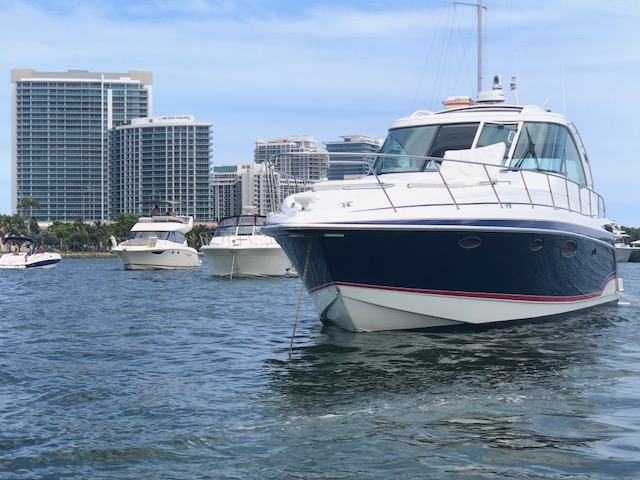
left=11, top=69, right=152, bottom=221
left=324, top=135, right=383, bottom=180
left=109, top=116, right=212, bottom=220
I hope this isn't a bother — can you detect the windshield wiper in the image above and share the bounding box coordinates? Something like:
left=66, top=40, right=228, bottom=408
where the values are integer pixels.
left=514, top=127, right=540, bottom=169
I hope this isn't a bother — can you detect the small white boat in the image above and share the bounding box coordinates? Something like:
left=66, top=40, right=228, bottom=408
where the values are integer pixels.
left=285, top=267, right=299, bottom=278
left=0, top=236, right=61, bottom=269
left=201, top=208, right=293, bottom=278
left=612, top=224, right=633, bottom=263
left=110, top=202, right=200, bottom=270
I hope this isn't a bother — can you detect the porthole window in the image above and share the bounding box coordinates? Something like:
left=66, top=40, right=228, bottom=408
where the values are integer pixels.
left=561, top=241, right=578, bottom=257
left=459, top=236, right=482, bottom=249
left=530, top=239, right=543, bottom=251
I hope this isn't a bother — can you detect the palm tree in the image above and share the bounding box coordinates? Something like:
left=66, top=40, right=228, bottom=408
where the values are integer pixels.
left=0, top=214, right=27, bottom=237
left=188, top=223, right=212, bottom=250
left=87, top=220, right=111, bottom=251
left=17, top=197, right=41, bottom=218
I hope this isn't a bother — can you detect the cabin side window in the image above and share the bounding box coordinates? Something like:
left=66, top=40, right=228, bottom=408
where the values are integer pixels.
left=512, top=122, right=587, bottom=186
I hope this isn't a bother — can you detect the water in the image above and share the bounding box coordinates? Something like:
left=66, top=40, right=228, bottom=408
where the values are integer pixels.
left=1, top=259, right=640, bottom=479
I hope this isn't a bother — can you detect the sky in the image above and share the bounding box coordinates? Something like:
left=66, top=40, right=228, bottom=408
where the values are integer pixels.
left=1, top=0, right=639, bottom=226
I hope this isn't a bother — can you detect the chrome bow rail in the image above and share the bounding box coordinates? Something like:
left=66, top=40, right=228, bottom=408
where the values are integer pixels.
left=271, top=152, right=607, bottom=219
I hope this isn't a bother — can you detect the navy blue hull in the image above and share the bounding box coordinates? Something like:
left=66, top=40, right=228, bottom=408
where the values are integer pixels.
left=270, top=224, right=616, bottom=302
left=25, top=259, right=61, bottom=269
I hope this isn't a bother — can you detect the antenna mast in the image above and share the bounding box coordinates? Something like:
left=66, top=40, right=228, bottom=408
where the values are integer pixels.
left=477, top=0, right=483, bottom=94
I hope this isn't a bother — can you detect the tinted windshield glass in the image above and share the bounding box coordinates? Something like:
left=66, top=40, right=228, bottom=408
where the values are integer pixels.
left=374, top=126, right=437, bottom=173
left=512, top=122, right=586, bottom=185
left=428, top=123, right=478, bottom=157
left=477, top=123, right=517, bottom=163
left=374, top=123, right=480, bottom=174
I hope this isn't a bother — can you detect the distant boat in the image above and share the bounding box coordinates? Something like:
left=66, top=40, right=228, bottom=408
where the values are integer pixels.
left=201, top=207, right=293, bottom=278
left=285, top=266, right=299, bottom=278
left=110, top=201, right=200, bottom=270
left=612, top=224, right=634, bottom=263
left=0, top=236, right=61, bottom=269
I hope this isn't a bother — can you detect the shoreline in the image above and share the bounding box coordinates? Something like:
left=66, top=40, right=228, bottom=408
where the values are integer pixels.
left=60, top=252, right=115, bottom=258
left=59, top=252, right=205, bottom=258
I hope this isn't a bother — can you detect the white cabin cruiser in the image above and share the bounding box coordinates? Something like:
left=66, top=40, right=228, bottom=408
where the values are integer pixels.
left=110, top=205, right=200, bottom=270
left=0, top=236, right=61, bottom=269
left=612, top=224, right=635, bottom=263
left=201, top=208, right=293, bottom=278
left=265, top=94, right=621, bottom=332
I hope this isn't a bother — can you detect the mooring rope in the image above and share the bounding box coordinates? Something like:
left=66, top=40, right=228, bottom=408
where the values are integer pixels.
left=229, top=249, right=237, bottom=280
left=289, top=239, right=312, bottom=359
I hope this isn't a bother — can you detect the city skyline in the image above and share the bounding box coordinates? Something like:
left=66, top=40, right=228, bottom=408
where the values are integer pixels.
left=1, top=0, right=639, bottom=226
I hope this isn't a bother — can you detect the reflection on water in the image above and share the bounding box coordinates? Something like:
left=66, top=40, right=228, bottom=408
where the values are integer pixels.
left=270, top=306, right=620, bottom=401
left=265, top=294, right=640, bottom=478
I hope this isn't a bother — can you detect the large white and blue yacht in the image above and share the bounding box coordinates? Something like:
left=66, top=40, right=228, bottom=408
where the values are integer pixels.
left=264, top=81, right=621, bottom=332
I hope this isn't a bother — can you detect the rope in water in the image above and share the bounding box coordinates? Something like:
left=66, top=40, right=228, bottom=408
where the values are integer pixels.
left=289, top=239, right=312, bottom=359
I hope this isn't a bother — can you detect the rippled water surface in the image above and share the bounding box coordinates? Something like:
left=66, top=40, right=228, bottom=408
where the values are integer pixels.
left=1, top=259, right=640, bottom=479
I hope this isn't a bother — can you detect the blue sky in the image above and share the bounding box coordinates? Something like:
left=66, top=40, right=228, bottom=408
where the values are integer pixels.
left=1, top=0, right=638, bottom=226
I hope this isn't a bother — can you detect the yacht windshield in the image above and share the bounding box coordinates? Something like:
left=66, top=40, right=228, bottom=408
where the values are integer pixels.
left=512, top=122, right=587, bottom=185
left=214, top=215, right=265, bottom=236
left=375, top=125, right=438, bottom=173
left=477, top=123, right=517, bottom=163
left=374, top=123, right=479, bottom=174
left=129, top=231, right=186, bottom=243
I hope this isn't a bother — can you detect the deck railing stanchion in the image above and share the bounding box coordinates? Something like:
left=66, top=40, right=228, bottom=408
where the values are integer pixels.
left=484, top=164, right=502, bottom=208
left=547, top=175, right=556, bottom=210
left=520, top=170, right=534, bottom=209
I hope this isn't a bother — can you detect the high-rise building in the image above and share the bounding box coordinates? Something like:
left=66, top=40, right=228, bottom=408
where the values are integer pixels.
left=109, top=115, right=212, bottom=220
left=211, top=165, right=244, bottom=222
left=242, top=162, right=281, bottom=216
left=210, top=163, right=282, bottom=222
left=324, top=134, right=383, bottom=180
left=11, top=69, right=152, bottom=221
left=254, top=135, right=329, bottom=182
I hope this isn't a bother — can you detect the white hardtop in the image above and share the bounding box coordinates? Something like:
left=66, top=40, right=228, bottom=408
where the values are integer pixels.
left=390, top=104, right=567, bottom=130
left=132, top=215, right=193, bottom=234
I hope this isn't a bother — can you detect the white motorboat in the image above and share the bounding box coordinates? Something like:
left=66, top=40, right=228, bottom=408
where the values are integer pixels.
left=269, top=4, right=632, bottom=333
left=264, top=2, right=621, bottom=332
left=265, top=97, right=621, bottom=331
left=0, top=236, right=61, bottom=269
left=612, top=224, right=634, bottom=263
left=201, top=208, right=293, bottom=278
left=110, top=203, right=200, bottom=270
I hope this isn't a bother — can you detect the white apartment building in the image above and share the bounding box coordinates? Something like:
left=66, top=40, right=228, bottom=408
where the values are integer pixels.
left=254, top=135, right=329, bottom=182
left=11, top=69, right=152, bottom=221
left=210, top=163, right=283, bottom=222
left=109, top=115, right=212, bottom=220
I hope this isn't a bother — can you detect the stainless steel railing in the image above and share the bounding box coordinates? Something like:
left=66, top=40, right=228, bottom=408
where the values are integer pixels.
left=271, top=152, right=607, bottom=219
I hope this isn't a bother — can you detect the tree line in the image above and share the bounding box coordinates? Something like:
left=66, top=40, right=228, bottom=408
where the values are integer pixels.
left=624, top=226, right=640, bottom=242
left=1, top=198, right=211, bottom=252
